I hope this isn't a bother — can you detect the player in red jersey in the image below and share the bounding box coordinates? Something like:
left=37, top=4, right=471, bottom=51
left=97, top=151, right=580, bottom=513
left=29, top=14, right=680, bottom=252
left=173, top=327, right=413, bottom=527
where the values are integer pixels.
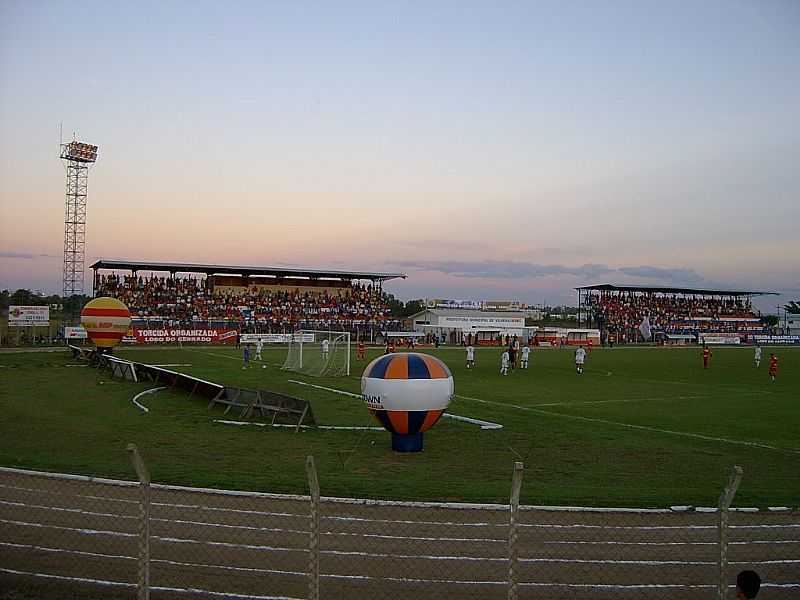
left=702, top=346, right=712, bottom=369
left=587, top=338, right=593, bottom=354
left=357, top=340, right=366, bottom=360
left=768, top=353, right=778, bottom=382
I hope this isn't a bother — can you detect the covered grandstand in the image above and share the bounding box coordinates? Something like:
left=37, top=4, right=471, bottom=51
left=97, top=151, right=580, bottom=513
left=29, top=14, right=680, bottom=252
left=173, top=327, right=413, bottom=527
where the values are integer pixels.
left=89, top=259, right=407, bottom=340
left=576, top=284, right=777, bottom=344
left=90, top=259, right=405, bottom=292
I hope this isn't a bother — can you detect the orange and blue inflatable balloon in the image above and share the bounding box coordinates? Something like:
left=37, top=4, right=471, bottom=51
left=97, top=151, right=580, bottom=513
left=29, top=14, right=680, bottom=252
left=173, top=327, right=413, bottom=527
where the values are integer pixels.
left=361, top=352, right=454, bottom=452
left=80, top=297, right=131, bottom=349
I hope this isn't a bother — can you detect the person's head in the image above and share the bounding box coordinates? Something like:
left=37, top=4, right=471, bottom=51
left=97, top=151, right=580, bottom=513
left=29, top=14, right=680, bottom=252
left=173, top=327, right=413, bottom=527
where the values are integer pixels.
left=736, top=570, right=761, bottom=599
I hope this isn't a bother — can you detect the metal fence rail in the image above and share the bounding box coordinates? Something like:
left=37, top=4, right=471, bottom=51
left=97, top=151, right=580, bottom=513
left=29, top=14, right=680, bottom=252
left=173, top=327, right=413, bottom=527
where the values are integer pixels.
left=0, top=461, right=798, bottom=599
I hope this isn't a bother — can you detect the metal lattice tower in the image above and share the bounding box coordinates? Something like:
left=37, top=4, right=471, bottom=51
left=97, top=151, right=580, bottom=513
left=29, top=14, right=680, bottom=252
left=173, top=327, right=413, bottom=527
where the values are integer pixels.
left=60, top=141, right=98, bottom=298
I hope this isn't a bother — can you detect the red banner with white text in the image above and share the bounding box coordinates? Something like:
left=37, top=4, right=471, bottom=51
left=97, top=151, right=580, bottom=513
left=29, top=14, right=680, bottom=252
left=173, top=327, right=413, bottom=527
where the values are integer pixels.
left=127, top=327, right=238, bottom=344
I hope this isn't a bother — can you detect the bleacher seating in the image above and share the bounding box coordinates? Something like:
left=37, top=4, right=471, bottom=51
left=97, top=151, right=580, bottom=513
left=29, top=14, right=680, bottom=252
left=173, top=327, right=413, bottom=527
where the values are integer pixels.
left=587, top=291, right=766, bottom=342
left=95, top=274, right=400, bottom=334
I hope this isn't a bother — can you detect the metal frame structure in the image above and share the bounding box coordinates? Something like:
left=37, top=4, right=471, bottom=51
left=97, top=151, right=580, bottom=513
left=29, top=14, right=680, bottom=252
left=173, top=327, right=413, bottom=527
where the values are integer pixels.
left=61, top=141, right=98, bottom=299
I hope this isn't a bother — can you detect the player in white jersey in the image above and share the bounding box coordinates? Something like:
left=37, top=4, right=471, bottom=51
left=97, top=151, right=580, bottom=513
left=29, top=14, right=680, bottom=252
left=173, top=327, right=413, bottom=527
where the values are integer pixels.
left=466, top=344, right=475, bottom=369
left=500, top=350, right=510, bottom=375
left=321, top=338, right=330, bottom=359
left=574, top=345, right=587, bottom=374
left=521, top=345, right=530, bottom=369
left=255, top=339, right=263, bottom=361
left=754, top=345, right=762, bottom=368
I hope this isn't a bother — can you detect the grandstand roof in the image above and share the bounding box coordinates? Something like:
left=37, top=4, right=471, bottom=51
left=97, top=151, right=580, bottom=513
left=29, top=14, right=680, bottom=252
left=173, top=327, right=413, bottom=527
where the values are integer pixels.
left=575, top=284, right=777, bottom=296
left=89, top=259, right=406, bottom=282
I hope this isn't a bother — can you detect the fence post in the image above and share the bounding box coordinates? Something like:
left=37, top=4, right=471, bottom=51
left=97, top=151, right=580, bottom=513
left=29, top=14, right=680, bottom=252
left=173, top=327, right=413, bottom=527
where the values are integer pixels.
left=507, top=461, right=524, bottom=600
left=127, top=444, right=151, bottom=600
left=717, top=465, right=743, bottom=600
left=306, top=455, right=321, bottom=600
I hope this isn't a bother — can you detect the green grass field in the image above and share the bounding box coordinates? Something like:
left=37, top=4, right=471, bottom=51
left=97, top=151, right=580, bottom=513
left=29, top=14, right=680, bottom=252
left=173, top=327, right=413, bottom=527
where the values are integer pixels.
left=0, top=344, right=797, bottom=507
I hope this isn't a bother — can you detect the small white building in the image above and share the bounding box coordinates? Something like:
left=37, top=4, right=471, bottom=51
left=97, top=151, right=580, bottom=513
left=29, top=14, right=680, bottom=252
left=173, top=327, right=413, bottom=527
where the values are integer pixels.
left=408, top=308, right=532, bottom=345
left=787, top=314, right=800, bottom=335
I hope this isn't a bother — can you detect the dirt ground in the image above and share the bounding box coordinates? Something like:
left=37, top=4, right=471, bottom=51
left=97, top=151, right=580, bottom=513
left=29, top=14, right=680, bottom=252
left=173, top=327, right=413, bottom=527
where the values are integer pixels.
left=1, top=468, right=797, bottom=599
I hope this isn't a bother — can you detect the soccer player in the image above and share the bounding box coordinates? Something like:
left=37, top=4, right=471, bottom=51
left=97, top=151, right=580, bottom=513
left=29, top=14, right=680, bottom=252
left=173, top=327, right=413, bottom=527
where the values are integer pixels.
left=587, top=338, right=593, bottom=354
left=466, top=344, right=475, bottom=369
left=754, top=345, right=762, bottom=368
left=321, top=338, right=330, bottom=360
left=500, top=349, right=510, bottom=375
left=508, top=344, right=516, bottom=371
left=769, top=353, right=778, bottom=382
left=521, top=344, right=530, bottom=369
left=357, top=340, right=366, bottom=360
left=703, top=345, right=712, bottom=369
left=574, top=345, right=586, bottom=374
left=255, top=339, right=263, bottom=361
left=242, top=344, right=251, bottom=369
left=513, top=337, right=521, bottom=368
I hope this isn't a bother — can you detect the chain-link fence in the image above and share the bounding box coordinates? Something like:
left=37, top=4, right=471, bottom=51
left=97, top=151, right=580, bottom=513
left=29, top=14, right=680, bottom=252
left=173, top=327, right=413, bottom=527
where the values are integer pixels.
left=1, top=456, right=797, bottom=599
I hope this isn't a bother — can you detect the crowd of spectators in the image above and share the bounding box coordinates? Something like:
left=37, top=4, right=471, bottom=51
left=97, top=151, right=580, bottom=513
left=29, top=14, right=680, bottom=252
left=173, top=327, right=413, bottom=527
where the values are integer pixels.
left=95, top=274, right=401, bottom=334
left=588, top=292, right=766, bottom=340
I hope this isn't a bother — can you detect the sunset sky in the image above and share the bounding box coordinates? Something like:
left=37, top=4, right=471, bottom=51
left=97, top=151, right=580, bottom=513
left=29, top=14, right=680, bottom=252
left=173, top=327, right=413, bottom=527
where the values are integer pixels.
left=1, top=1, right=798, bottom=311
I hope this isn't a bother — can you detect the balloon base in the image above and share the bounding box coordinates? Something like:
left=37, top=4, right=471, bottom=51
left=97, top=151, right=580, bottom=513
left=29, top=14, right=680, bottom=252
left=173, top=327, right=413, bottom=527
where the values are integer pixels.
left=391, top=432, right=423, bottom=453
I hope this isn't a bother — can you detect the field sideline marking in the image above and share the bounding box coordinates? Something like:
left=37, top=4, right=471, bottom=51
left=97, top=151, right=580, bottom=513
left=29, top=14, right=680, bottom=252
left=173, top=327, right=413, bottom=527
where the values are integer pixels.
left=288, top=380, right=504, bottom=430
left=455, top=394, right=800, bottom=455
left=531, top=395, right=709, bottom=408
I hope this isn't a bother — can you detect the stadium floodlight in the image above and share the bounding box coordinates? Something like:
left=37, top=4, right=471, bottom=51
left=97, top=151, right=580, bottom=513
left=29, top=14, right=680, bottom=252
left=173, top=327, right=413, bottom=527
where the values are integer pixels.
left=60, top=139, right=99, bottom=306
left=60, top=141, right=98, bottom=163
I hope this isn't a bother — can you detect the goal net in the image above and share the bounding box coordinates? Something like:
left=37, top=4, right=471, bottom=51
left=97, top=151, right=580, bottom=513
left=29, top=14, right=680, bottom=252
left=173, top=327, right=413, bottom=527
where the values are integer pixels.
left=282, top=330, right=351, bottom=377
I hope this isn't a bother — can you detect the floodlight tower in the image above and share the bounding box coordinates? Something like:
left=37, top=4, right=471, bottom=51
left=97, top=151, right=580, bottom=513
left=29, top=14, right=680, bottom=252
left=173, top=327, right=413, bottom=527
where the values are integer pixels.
left=60, top=140, right=98, bottom=299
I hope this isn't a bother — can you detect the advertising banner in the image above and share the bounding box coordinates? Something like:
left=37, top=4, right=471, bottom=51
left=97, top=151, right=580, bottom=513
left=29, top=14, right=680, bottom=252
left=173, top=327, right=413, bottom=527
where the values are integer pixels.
left=132, top=328, right=239, bottom=344
left=8, top=306, right=49, bottom=326
left=440, top=315, right=525, bottom=329
left=700, top=334, right=741, bottom=345
left=426, top=299, right=483, bottom=310
left=751, top=335, right=800, bottom=345
left=64, top=326, right=88, bottom=339
left=240, top=333, right=315, bottom=343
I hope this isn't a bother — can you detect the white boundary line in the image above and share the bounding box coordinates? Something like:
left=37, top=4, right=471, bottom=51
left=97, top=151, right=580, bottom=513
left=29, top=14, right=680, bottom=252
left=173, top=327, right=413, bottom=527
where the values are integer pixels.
left=454, top=394, right=800, bottom=455
left=131, top=386, right=167, bottom=413
left=532, top=395, right=708, bottom=408
left=2, top=466, right=797, bottom=513
left=288, top=379, right=504, bottom=430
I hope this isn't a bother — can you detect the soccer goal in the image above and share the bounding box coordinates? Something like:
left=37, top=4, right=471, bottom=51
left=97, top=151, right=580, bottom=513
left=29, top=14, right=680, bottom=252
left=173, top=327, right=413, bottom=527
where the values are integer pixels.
left=282, top=330, right=351, bottom=377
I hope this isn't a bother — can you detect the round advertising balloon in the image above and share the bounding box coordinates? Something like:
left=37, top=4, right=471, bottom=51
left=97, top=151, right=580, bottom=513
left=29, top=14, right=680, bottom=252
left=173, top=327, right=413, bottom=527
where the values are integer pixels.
left=80, top=297, right=132, bottom=349
left=361, top=352, right=454, bottom=452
